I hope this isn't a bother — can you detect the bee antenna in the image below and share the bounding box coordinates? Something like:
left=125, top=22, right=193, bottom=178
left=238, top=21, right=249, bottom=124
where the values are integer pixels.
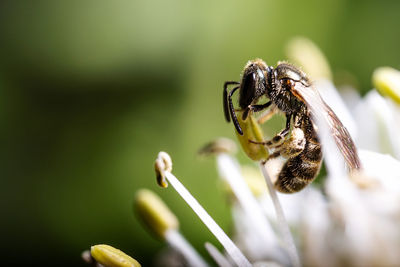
left=223, top=82, right=231, bottom=122
left=228, top=86, right=243, bottom=135
left=223, top=81, right=240, bottom=122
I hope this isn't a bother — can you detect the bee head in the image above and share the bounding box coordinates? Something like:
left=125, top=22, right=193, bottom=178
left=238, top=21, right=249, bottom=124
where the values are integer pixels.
left=239, top=59, right=269, bottom=110
left=223, top=59, right=269, bottom=135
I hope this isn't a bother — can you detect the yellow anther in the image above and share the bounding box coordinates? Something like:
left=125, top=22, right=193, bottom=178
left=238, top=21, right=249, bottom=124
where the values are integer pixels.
left=90, top=244, right=141, bottom=267
left=235, top=110, right=269, bottom=161
left=134, top=189, right=179, bottom=239
left=373, top=67, right=400, bottom=104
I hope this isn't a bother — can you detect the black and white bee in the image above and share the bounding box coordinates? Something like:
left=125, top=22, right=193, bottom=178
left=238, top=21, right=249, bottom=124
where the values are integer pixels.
left=223, top=59, right=361, bottom=193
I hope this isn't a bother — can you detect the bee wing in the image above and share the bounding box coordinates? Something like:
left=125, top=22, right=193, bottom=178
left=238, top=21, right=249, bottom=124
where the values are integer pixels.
left=292, top=82, right=362, bottom=171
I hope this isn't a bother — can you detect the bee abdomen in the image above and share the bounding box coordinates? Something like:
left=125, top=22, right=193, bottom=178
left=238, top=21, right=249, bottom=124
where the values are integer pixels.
left=274, top=143, right=322, bottom=193
left=300, top=141, right=322, bottom=162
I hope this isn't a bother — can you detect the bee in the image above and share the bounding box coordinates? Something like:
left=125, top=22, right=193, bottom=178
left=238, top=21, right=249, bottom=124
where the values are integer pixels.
left=223, top=59, right=361, bottom=193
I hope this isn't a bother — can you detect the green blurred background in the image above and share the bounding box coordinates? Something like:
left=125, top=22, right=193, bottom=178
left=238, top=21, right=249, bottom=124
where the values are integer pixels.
left=1, top=0, right=399, bottom=266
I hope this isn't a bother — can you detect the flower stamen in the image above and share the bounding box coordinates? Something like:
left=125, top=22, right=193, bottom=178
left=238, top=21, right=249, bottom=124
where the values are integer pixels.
left=155, top=151, right=252, bottom=267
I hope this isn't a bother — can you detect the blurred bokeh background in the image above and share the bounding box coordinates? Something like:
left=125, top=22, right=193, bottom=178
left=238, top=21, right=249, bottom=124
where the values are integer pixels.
left=1, top=0, right=400, bottom=266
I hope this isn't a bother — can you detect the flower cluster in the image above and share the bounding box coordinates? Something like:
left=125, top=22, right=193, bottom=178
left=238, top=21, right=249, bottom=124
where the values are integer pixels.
left=83, top=38, right=400, bottom=267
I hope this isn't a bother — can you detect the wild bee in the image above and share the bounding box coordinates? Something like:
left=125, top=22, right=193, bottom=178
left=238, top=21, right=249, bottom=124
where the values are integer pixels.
left=223, top=59, right=361, bottom=193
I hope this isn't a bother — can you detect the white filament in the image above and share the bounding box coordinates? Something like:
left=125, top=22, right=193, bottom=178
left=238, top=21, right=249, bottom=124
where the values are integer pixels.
left=217, top=154, right=283, bottom=260
left=259, top=162, right=301, bottom=267
left=165, top=230, right=209, bottom=267
left=204, top=242, right=233, bottom=267
left=164, top=172, right=252, bottom=267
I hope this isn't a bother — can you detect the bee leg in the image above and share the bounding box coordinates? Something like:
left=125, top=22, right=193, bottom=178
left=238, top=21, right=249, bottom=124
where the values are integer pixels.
left=262, top=113, right=293, bottom=148
left=248, top=128, right=290, bottom=149
left=257, top=105, right=278, bottom=124
left=259, top=128, right=305, bottom=162
left=260, top=150, right=282, bottom=165
left=249, top=130, right=289, bottom=149
left=249, top=114, right=293, bottom=148
left=267, top=150, right=282, bottom=160
left=293, top=114, right=303, bottom=128
left=251, top=101, right=272, bottom=112
left=242, top=101, right=272, bottom=120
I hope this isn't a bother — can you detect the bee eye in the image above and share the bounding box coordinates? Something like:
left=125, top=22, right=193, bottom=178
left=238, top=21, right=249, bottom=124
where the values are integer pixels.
left=243, top=72, right=256, bottom=89
left=239, top=72, right=256, bottom=108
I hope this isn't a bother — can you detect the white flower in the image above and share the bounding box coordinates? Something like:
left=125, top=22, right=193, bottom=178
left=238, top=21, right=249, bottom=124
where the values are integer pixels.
left=85, top=38, right=400, bottom=267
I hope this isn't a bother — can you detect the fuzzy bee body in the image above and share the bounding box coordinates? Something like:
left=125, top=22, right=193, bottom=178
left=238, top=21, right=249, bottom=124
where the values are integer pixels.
left=223, top=59, right=361, bottom=193
left=273, top=116, right=322, bottom=193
